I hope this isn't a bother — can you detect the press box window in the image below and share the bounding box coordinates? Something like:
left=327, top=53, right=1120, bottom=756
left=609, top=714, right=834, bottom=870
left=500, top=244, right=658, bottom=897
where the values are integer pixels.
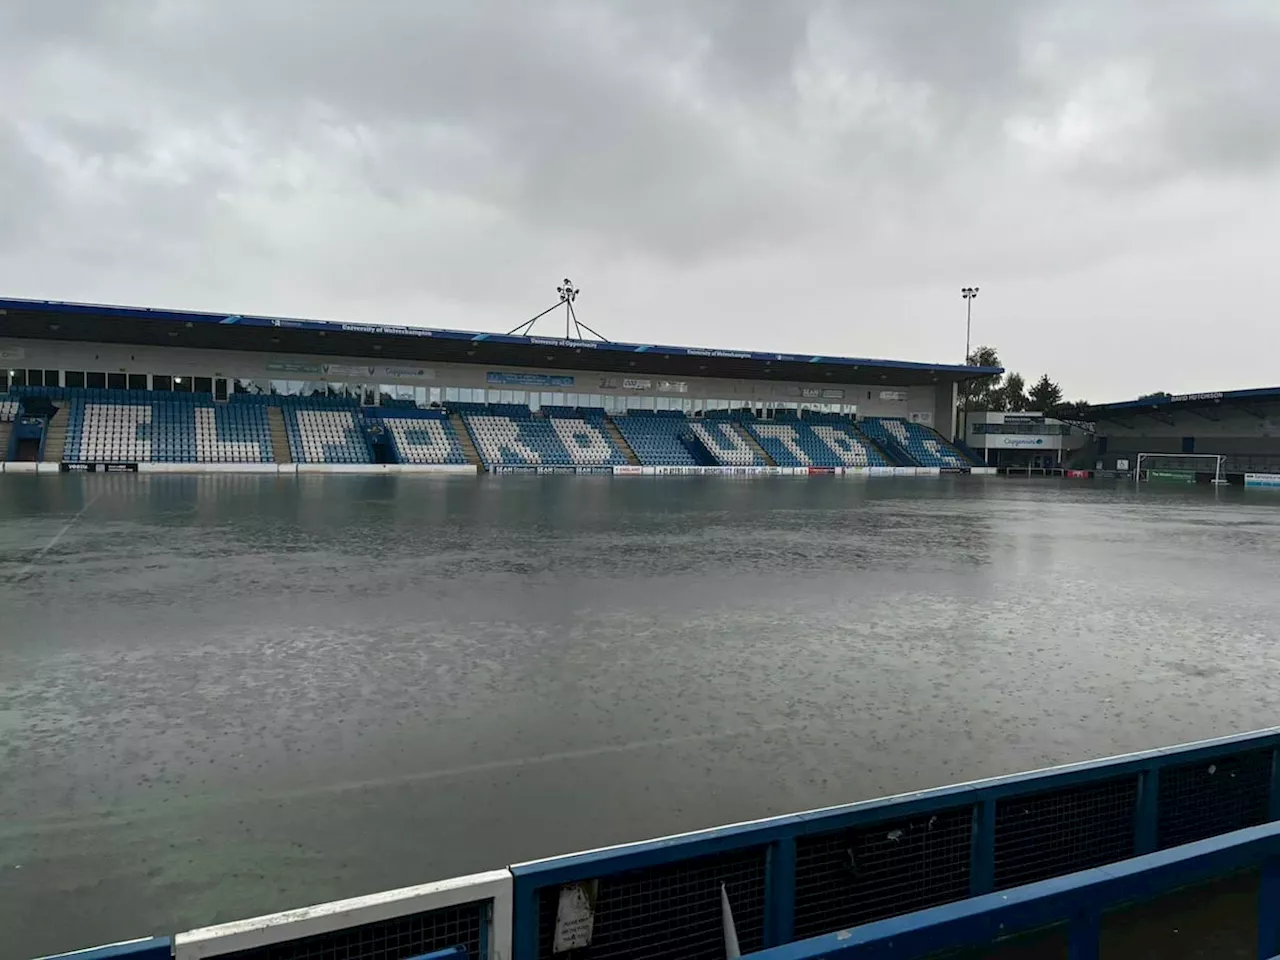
left=66, top=371, right=86, bottom=388
left=107, top=373, right=127, bottom=389
left=86, top=372, right=107, bottom=388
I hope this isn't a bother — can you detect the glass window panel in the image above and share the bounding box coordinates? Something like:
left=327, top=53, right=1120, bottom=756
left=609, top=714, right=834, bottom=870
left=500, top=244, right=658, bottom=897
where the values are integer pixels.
left=107, top=373, right=126, bottom=389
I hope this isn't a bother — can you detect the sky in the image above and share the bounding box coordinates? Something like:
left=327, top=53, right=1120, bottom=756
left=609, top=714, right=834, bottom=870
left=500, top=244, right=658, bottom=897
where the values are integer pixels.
left=3, top=2, right=1280, bottom=402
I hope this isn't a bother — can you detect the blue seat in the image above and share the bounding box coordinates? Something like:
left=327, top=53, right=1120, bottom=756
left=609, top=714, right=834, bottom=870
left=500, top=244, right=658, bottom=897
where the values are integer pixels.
left=379, top=410, right=469, bottom=465
left=451, top=404, right=626, bottom=468
left=745, top=416, right=889, bottom=467
left=56, top=389, right=273, bottom=463
left=612, top=411, right=699, bottom=466
left=858, top=417, right=971, bottom=468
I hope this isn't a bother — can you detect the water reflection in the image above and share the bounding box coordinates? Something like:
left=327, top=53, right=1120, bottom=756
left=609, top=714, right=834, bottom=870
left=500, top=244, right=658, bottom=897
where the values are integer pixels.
left=1, top=475, right=1278, bottom=956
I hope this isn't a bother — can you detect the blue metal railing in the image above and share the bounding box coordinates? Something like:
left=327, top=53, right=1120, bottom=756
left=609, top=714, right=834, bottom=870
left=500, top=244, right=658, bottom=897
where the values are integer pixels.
left=35, top=937, right=173, bottom=960
left=742, top=821, right=1280, bottom=959
left=36, top=727, right=1280, bottom=960
left=509, top=727, right=1280, bottom=959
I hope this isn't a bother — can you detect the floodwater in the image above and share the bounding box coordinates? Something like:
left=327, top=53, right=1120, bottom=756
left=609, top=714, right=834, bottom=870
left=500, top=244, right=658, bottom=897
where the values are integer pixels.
left=2, top=474, right=1280, bottom=957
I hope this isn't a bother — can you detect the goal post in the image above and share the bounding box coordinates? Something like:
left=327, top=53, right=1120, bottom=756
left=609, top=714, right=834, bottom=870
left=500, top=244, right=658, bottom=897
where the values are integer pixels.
left=1134, top=453, right=1227, bottom=485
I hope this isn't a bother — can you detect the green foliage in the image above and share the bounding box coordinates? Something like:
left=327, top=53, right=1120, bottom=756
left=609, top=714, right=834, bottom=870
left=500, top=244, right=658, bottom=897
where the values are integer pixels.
left=1028, top=374, right=1064, bottom=411
left=1002, top=372, right=1028, bottom=411
left=1052, top=399, right=1092, bottom=419
left=961, top=351, right=1079, bottom=416
left=963, top=345, right=1005, bottom=411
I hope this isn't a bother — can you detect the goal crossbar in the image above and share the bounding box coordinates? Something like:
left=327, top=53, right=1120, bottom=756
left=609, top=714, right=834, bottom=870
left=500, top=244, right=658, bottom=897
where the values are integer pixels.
left=1134, top=452, right=1226, bottom=484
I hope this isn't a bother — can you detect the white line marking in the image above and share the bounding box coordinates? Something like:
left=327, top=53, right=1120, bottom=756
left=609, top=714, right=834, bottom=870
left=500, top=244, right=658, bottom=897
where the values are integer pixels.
left=14, top=490, right=102, bottom=580
left=7, top=722, right=799, bottom=834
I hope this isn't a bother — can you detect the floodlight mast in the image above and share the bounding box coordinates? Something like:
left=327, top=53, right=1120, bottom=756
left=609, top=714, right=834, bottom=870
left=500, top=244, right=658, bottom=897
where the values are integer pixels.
left=960, top=286, right=980, bottom=441
left=506, top=279, right=610, bottom=342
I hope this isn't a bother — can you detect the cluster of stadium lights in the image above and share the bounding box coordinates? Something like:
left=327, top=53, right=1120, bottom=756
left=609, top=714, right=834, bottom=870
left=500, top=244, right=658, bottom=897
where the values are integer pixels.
left=507, top=277, right=608, bottom=341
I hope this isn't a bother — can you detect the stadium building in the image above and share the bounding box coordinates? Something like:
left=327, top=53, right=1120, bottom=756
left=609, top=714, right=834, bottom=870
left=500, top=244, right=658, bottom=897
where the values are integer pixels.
left=0, top=296, right=997, bottom=476
left=1074, top=387, right=1280, bottom=486
left=964, top=410, right=1089, bottom=471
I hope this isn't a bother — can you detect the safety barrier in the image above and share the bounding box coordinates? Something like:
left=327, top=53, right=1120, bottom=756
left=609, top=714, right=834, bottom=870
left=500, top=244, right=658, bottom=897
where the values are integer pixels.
left=743, top=822, right=1280, bottom=958
left=0, top=462, right=977, bottom=477
left=170, top=870, right=511, bottom=960
left=37, top=727, right=1280, bottom=960
left=0, top=462, right=478, bottom=475
left=617, top=465, right=943, bottom=477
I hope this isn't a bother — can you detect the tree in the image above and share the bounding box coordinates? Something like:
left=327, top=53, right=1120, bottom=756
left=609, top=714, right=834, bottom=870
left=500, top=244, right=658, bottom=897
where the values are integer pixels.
left=1028, top=374, right=1064, bottom=412
left=1003, top=372, right=1028, bottom=411
left=958, top=346, right=1090, bottom=417
left=1137, top=391, right=1171, bottom=402
left=1052, top=399, right=1092, bottom=420
left=964, top=345, right=1004, bottom=412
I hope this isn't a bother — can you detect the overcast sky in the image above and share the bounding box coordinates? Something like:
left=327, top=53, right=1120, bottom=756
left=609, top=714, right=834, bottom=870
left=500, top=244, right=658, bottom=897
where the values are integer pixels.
left=4, top=1, right=1280, bottom=401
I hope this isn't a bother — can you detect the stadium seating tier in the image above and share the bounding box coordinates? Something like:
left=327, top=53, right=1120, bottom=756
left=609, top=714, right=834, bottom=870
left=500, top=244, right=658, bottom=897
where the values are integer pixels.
left=746, top=419, right=890, bottom=468
left=459, top=405, right=627, bottom=467
left=858, top=417, right=971, bottom=468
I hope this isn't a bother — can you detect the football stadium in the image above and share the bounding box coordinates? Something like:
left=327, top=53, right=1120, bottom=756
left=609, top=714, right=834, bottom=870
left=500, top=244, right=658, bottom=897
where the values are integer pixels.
left=0, top=296, right=998, bottom=477
left=11, top=298, right=1280, bottom=960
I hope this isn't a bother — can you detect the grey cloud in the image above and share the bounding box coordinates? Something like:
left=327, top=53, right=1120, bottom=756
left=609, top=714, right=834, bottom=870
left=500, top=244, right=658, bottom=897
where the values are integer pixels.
left=0, top=121, right=62, bottom=251
left=2, top=1, right=1280, bottom=397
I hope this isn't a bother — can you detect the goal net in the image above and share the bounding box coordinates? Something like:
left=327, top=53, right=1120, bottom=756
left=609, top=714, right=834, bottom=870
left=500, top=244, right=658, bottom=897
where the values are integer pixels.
left=1134, top=453, right=1226, bottom=484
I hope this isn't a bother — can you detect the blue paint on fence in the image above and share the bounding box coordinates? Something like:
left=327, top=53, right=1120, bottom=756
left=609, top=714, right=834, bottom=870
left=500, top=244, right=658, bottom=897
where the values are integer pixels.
left=742, top=821, right=1280, bottom=959
left=35, top=938, right=172, bottom=960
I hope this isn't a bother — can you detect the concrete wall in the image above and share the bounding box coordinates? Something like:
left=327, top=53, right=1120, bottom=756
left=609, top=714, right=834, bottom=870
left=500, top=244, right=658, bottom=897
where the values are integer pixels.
left=0, top=337, right=948, bottom=419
